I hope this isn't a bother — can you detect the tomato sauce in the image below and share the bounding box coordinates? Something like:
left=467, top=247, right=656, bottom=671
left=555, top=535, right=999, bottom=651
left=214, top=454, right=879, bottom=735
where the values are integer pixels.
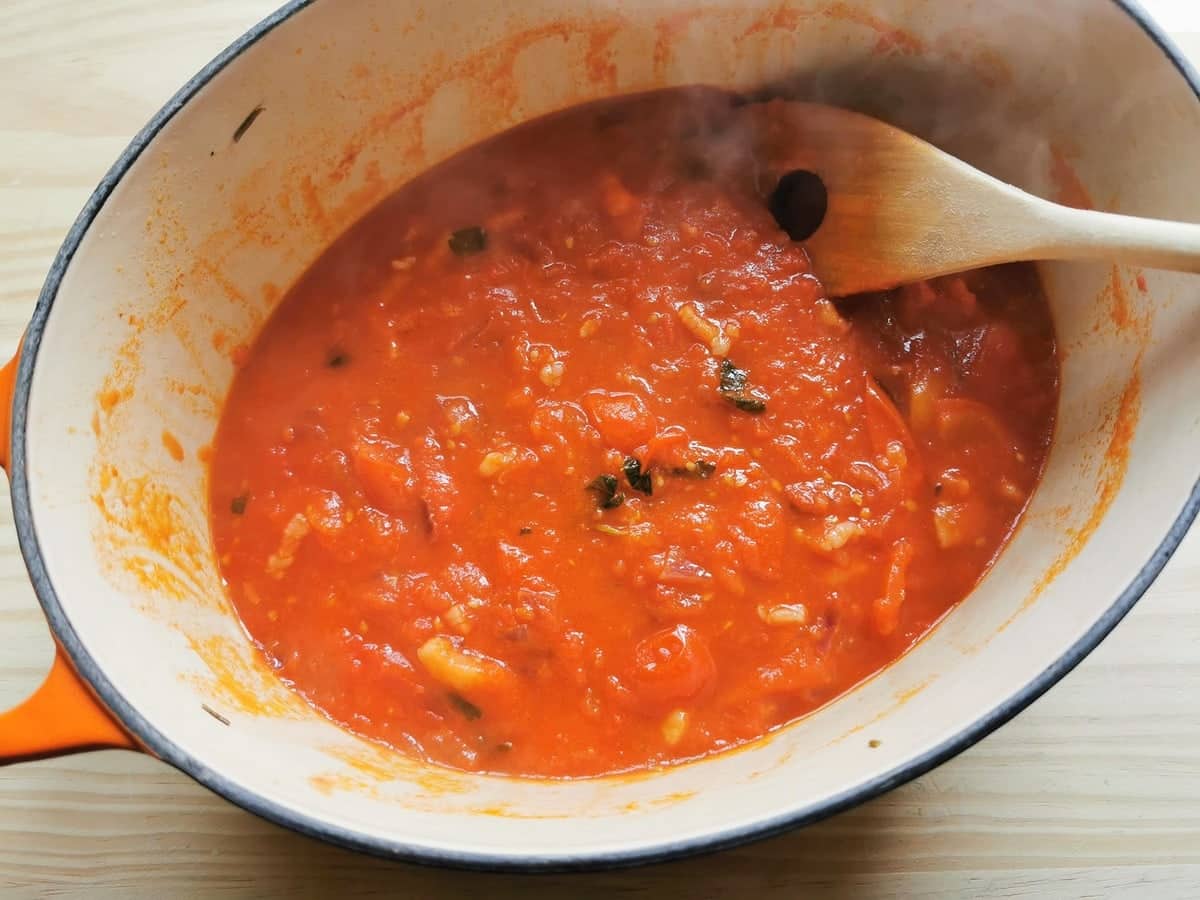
left=209, top=88, right=1058, bottom=777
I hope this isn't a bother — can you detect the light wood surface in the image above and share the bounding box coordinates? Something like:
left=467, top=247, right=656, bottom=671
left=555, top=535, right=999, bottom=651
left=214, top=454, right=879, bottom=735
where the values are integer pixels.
left=1, top=2, right=1198, bottom=897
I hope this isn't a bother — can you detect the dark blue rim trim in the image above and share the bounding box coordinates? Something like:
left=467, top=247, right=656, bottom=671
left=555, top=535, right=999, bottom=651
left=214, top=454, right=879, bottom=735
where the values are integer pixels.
left=9, top=0, right=1200, bottom=873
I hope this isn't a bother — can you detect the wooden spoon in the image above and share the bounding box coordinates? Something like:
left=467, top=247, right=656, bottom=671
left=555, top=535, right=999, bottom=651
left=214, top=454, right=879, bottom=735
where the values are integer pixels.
left=749, top=99, right=1200, bottom=296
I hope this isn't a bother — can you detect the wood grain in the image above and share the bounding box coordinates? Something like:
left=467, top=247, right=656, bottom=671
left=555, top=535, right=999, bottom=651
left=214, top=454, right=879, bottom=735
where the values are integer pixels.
left=0, top=1, right=1198, bottom=897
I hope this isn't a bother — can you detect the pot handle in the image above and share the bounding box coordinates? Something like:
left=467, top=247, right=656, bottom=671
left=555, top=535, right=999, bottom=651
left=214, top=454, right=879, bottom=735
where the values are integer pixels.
left=0, top=346, right=138, bottom=764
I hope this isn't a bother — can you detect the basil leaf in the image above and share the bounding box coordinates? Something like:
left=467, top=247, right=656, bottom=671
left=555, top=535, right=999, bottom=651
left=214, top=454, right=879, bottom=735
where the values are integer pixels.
left=448, top=693, right=483, bottom=720
left=587, top=473, right=625, bottom=509
left=718, top=359, right=768, bottom=414
left=623, top=456, right=653, bottom=495
left=449, top=226, right=488, bottom=255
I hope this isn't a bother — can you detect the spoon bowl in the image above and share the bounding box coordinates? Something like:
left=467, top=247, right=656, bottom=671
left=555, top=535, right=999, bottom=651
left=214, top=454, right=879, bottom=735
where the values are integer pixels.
left=749, top=100, right=1200, bottom=296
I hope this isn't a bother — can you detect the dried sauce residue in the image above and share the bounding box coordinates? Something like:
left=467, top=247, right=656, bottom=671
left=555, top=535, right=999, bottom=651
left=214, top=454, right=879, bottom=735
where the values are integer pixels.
left=739, top=3, right=816, bottom=40
left=309, top=741, right=699, bottom=818
left=98, top=388, right=128, bottom=413
left=583, top=23, right=622, bottom=90
left=652, top=10, right=708, bottom=73
left=311, top=742, right=474, bottom=802
left=817, top=674, right=936, bottom=749
left=161, top=429, right=184, bottom=462
left=823, top=1, right=925, bottom=55
left=617, top=791, right=698, bottom=815
left=1110, top=266, right=1132, bottom=330
left=182, top=634, right=303, bottom=718
left=470, top=805, right=570, bottom=820
left=1023, top=366, right=1140, bottom=611
left=91, top=466, right=208, bottom=602
left=91, top=289, right=278, bottom=719
left=1048, top=145, right=1094, bottom=210
left=297, top=174, right=332, bottom=239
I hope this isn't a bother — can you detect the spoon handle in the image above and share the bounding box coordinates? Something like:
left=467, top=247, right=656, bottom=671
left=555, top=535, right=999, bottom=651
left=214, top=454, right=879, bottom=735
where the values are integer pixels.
left=1036, top=202, right=1200, bottom=274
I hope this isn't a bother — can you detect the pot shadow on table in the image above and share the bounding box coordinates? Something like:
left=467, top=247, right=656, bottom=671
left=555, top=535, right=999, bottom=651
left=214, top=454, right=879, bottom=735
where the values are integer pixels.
left=215, top=786, right=901, bottom=898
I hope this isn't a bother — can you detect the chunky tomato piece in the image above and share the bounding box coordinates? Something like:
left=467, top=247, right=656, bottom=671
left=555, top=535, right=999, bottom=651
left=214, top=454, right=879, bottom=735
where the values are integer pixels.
left=583, top=390, right=656, bottom=451
left=350, top=436, right=414, bottom=516
left=632, top=625, right=716, bottom=705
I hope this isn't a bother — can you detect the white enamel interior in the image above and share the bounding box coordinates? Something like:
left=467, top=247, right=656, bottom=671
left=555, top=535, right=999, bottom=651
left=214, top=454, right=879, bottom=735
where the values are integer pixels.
left=20, top=0, right=1200, bottom=863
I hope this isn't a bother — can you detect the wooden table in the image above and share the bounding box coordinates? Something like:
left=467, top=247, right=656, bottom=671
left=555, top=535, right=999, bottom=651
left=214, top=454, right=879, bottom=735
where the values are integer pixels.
left=1, top=1, right=1198, bottom=896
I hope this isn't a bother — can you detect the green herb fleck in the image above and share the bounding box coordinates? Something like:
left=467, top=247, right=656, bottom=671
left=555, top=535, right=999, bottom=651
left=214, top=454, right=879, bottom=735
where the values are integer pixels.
left=868, top=738, right=882, bottom=749
left=695, top=459, right=717, bottom=478
left=718, top=359, right=768, bottom=414
left=230, top=494, right=248, bottom=515
left=232, top=105, right=265, bottom=143
left=732, top=395, right=767, bottom=413
left=719, top=358, right=748, bottom=394
left=448, top=693, right=483, bottom=720
left=327, top=351, right=350, bottom=368
left=623, top=456, right=653, bottom=495
left=448, top=226, right=487, bottom=256
left=587, top=473, right=625, bottom=509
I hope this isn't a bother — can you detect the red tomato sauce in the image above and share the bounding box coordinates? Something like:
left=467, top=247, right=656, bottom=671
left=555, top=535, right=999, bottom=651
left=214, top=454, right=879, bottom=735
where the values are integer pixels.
left=209, top=88, right=1058, bottom=777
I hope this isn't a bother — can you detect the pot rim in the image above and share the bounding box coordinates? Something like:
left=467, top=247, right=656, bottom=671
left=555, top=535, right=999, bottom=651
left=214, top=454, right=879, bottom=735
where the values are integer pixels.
left=10, top=0, right=1200, bottom=873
